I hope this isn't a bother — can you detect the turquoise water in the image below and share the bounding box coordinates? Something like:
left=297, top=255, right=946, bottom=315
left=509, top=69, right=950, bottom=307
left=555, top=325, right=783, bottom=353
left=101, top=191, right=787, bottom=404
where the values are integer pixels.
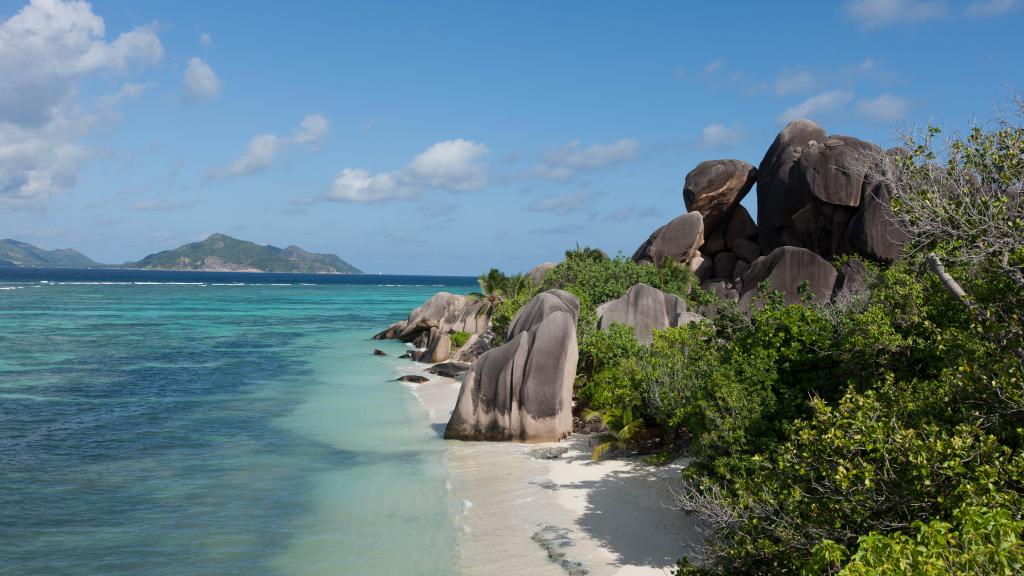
left=0, top=272, right=474, bottom=575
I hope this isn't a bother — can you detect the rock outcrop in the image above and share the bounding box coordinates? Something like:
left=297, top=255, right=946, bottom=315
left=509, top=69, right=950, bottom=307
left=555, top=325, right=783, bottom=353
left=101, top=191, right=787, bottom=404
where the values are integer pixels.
left=738, top=246, right=838, bottom=309
left=445, top=290, right=579, bottom=442
left=756, top=119, right=904, bottom=262
left=632, top=212, right=705, bottom=266
left=683, top=159, right=757, bottom=232
left=374, top=291, right=492, bottom=364
left=596, top=283, right=702, bottom=344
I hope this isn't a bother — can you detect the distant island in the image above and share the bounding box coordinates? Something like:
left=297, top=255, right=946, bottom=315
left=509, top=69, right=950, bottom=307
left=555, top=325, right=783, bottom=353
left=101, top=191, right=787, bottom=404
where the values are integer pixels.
left=0, top=234, right=362, bottom=274
left=0, top=239, right=98, bottom=268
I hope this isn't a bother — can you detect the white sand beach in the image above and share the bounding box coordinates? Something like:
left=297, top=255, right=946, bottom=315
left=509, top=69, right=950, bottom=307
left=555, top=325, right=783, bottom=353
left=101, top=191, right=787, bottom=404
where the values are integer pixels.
left=406, top=368, right=704, bottom=575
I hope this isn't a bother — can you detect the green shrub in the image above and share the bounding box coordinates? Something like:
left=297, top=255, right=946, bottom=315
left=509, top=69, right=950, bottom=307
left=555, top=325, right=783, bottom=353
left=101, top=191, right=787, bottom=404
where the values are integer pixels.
left=825, top=505, right=1024, bottom=576
left=449, top=331, right=470, bottom=348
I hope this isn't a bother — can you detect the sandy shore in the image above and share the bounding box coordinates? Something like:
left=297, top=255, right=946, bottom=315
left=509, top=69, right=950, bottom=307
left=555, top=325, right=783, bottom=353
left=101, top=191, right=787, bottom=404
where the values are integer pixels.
left=401, top=362, right=704, bottom=575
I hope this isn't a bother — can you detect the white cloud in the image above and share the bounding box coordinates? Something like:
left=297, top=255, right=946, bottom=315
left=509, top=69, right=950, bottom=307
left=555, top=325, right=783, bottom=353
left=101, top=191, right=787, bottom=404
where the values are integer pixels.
left=211, top=115, right=330, bottom=179
left=773, top=69, right=816, bottom=95
left=844, top=0, right=948, bottom=28
left=777, top=90, right=854, bottom=124
left=0, top=0, right=162, bottom=208
left=696, top=124, right=745, bottom=149
left=182, top=57, right=221, bottom=102
left=292, top=113, right=329, bottom=149
left=329, top=169, right=411, bottom=203
left=527, top=191, right=592, bottom=216
left=199, top=32, right=212, bottom=48
left=327, top=139, right=491, bottom=203
left=966, top=0, right=1016, bottom=16
left=224, top=134, right=280, bottom=177
left=405, top=139, right=490, bottom=191
left=538, top=138, right=638, bottom=180
left=856, top=93, right=910, bottom=122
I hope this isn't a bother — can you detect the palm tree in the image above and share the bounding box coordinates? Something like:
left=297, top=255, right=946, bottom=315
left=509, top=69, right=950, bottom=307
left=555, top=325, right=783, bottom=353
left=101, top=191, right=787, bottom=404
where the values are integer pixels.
left=468, top=268, right=511, bottom=316
left=583, top=406, right=646, bottom=460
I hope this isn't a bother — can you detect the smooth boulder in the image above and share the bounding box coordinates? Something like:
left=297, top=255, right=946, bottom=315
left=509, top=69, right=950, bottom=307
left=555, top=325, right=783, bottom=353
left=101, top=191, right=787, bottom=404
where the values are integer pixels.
left=683, top=160, right=757, bottom=232
left=527, top=262, right=557, bottom=286
left=632, top=212, right=705, bottom=266
left=393, top=292, right=490, bottom=342
left=596, top=283, right=702, bottom=344
left=738, top=246, right=838, bottom=309
left=445, top=290, right=579, bottom=442
left=427, top=361, right=472, bottom=378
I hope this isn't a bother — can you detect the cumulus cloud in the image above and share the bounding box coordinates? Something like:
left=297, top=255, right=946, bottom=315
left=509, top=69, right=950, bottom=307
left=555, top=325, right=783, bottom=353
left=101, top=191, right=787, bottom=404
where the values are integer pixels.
left=856, top=93, right=910, bottom=122
left=199, top=32, right=212, bottom=48
left=844, top=0, right=948, bottom=28
left=327, top=139, right=490, bottom=203
left=224, top=134, right=280, bottom=177
left=405, top=139, right=490, bottom=191
left=966, top=0, right=1016, bottom=16
left=210, top=115, right=331, bottom=179
left=182, top=57, right=222, bottom=102
left=777, top=90, right=854, bottom=124
left=0, top=0, right=162, bottom=208
left=538, top=138, right=639, bottom=180
left=527, top=191, right=593, bottom=216
left=292, top=113, right=329, bottom=149
left=773, top=69, right=816, bottom=96
left=696, top=124, right=745, bottom=149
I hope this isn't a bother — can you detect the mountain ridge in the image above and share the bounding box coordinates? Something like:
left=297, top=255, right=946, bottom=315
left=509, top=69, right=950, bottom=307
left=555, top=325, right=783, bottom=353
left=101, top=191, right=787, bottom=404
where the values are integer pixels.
left=0, top=234, right=362, bottom=274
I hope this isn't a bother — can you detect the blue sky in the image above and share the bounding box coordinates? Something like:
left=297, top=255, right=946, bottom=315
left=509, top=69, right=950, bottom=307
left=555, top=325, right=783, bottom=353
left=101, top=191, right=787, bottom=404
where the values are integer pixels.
left=1, top=0, right=1021, bottom=274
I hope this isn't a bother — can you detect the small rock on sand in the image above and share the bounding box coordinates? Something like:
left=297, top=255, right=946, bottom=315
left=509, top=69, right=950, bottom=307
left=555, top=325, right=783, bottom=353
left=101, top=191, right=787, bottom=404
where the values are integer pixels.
left=395, top=375, right=429, bottom=384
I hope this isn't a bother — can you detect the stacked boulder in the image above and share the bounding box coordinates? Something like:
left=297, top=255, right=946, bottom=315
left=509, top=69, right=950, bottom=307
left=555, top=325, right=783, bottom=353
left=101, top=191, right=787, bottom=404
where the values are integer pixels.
left=372, top=291, right=491, bottom=363
left=756, top=119, right=905, bottom=263
left=631, top=120, right=904, bottom=309
left=445, top=290, right=580, bottom=442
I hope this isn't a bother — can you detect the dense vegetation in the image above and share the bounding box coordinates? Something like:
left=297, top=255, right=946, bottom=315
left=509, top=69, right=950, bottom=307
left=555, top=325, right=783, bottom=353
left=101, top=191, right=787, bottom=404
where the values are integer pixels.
left=484, top=107, right=1024, bottom=574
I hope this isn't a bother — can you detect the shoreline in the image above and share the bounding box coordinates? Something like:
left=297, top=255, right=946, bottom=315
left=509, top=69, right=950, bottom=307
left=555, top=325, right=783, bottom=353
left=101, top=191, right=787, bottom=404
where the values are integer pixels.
left=396, top=356, right=703, bottom=575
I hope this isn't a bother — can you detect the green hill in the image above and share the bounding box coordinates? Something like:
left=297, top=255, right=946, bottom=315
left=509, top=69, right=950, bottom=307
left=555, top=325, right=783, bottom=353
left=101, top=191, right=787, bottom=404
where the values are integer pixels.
left=126, top=233, right=361, bottom=274
left=0, top=239, right=98, bottom=268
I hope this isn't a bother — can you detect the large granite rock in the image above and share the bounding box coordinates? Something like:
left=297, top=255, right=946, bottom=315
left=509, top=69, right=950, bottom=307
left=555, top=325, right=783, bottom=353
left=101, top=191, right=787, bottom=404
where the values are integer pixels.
left=842, top=177, right=907, bottom=263
left=527, top=262, right=557, bottom=287
left=833, top=258, right=869, bottom=301
left=372, top=320, right=407, bottom=340
left=632, top=212, right=705, bottom=266
left=738, top=246, right=838, bottom=309
left=416, top=328, right=452, bottom=363
left=683, top=160, right=757, bottom=233
left=393, top=292, right=490, bottom=342
left=445, top=290, right=579, bottom=442
left=756, top=119, right=904, bottom=261
left=757, top=119, right=826, bottom=253
left=451, top=330, right=494, bottom=363
left=725, top=205, right=758, bottom=249
left=596, top=283, right=702, bottom=344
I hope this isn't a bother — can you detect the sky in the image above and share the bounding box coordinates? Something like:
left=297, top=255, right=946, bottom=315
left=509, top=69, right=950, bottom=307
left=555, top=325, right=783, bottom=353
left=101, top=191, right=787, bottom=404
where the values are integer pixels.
left=1, top=0, right=1022, bottom=275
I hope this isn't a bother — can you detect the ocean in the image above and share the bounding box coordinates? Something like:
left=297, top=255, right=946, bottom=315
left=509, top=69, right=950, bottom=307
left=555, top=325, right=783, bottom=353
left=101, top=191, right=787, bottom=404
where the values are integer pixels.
left=0, top=269, right=476, bottom=575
